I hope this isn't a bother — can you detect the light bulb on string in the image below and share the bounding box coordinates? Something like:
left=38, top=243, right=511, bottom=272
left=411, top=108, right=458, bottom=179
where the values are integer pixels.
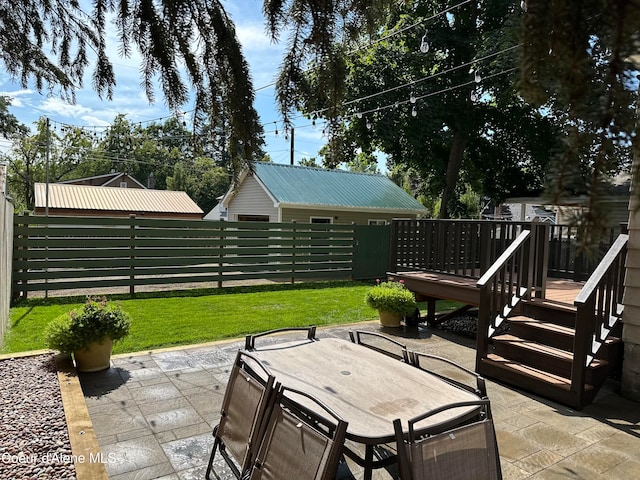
left=420, top=32, right=429, bottom=53
left=411, top=106, right=418, bottom=117
left=474, top=71, right=482, bottom=83
left=274, top=122, right=279, bottom=137
left=410, top=92, right=417, bottom=104
left=470, top=91, right=478, bottom=102
left=357, top=112, right=363, bottom=119
left=366, top=119, right=372, bottom=130
left=521, top=1, right=527, bottom=12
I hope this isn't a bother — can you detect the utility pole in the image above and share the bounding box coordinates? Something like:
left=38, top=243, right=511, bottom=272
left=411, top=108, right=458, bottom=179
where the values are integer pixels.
left=290, top=127, right=294, bottom=165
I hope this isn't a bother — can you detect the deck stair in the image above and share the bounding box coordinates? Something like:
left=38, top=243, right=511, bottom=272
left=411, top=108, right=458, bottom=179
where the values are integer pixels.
left=388, top=220, right=628, bottom=410
left=476, top=232, right=628, bottom=410
left=480, top=306, right=623, bottom=407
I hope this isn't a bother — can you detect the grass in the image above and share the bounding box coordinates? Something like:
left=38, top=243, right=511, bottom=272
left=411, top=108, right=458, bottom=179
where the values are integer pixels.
left=1, top=281, right=463, bottom=355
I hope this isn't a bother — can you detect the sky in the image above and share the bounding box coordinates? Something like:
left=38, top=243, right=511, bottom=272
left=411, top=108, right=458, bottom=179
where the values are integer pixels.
left=0, top=0, right=328, bottom=166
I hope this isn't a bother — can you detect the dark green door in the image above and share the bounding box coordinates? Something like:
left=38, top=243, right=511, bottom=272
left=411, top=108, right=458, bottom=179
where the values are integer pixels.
left=352, top=225, right=391, bottom=280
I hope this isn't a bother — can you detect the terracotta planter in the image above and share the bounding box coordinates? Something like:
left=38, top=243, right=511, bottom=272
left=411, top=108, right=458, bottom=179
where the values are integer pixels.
left=378, top=310, right=402, bottom=327
left=73, top=338, right=113, bottom=372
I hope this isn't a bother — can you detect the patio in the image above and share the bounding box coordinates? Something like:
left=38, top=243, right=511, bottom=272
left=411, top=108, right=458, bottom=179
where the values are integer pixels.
left=79, top=321, right=640, bottom=480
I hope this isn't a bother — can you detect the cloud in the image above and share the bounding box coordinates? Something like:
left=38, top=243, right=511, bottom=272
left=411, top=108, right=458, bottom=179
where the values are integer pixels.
left=37, top=97, right=93, bottom=118
left=0, top=89, right=35, bottom=107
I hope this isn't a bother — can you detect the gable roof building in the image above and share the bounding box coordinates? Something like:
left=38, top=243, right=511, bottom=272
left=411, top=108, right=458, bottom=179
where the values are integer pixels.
left=216, top=162, right=426, bottom=224
left=34, top=183, right=203, bottom=219
left=60, top=172, right=148, bottom=189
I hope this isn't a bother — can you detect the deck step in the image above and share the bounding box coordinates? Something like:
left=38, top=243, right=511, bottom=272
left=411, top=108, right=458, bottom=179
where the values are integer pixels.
left=519, top=298, right=577, bottom=328
left=479, top=354, right=594, bottom=409
left=508, top=316, right=575, bottom=351
left=492, top=334, right=608, bottom=380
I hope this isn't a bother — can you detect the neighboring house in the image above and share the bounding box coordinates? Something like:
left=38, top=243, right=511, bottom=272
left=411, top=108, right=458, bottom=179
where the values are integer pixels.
left=34, top=183, right=203, bottom=219
left=211, top=162, right=427, bottom=224
left=506, top=175, right=631, bottom=228
left=60, top=172, right=148, bottom=189
left=203, top=196, right=227, bottom=221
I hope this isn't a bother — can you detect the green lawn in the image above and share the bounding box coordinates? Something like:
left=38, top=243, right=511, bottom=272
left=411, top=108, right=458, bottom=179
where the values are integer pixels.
left=1, top=281, right=462, bottom=355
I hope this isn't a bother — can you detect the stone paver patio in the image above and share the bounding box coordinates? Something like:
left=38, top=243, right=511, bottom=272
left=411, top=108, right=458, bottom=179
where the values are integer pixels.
left=79, top=321, right=640, bottom=480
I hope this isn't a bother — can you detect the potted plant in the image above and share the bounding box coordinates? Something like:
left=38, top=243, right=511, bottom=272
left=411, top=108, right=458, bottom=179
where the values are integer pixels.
left=44, top=296, right=131, bottom=372
left=365, top=280, right=418, bottom=327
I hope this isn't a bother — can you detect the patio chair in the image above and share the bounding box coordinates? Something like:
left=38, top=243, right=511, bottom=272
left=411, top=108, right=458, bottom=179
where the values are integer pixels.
left=348, top=330, right=409, bottom=362
left=206, top=351, right=277, bottom=480
left=410, top=351, right=487, bottom=397
left=393, top=400, right=502, bottom=480
left=244, top=386, right=348, bottom=480
left=245, top=326, right=317, bottom=350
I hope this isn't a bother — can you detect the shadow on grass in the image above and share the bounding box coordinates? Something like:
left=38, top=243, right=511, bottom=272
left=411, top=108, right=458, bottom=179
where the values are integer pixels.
left=11, top=280, right=373, bottom=308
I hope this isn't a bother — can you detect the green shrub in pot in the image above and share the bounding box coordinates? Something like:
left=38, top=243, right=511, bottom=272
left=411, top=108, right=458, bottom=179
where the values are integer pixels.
left=364, top=280, right=417, bottom=316
left=44, top=296, right=131, bottom=371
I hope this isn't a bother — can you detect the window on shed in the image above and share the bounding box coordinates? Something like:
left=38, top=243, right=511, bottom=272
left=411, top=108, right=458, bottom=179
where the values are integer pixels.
left=368, top=219, right=387, bottom=225
left=310, top=217, right=332, bottom=224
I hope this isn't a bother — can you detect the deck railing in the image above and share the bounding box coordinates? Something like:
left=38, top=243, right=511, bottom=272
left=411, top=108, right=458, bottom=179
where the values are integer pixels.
left=475, top=229, right=536, bottom=365
left=390, top=219, right=622, bottom=281
left=572, top=234, right=628, bottom=406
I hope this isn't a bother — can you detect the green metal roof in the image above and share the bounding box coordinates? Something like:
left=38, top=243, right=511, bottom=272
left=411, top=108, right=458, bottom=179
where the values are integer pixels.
left=252, top=162, right=426, bottom=212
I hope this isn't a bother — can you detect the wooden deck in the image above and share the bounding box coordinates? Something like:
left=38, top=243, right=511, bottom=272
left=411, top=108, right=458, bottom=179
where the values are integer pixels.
left=388, top=271, right=584, bottom=321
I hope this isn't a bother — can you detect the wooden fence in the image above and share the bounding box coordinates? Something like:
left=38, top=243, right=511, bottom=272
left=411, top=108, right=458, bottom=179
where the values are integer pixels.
left=1, top=196, right=13, bottom=344
left=12, top=215, right=391, bottom=298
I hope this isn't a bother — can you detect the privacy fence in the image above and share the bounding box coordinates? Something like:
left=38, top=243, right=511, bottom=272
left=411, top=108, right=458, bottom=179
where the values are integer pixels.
left=10, top=215, right=625, bottom=301
left=12, top=215, right=391, bottom=298
left=1, top=196, right=13, bottom=343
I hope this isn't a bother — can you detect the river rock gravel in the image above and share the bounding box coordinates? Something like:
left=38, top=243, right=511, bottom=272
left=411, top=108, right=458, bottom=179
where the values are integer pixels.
left=0, top=354, right=76, bottom=480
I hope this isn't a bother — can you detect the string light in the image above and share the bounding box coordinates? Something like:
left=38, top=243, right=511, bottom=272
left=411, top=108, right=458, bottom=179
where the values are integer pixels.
left=411, top=105, right=418, bottom=117
left=420, top=32, right=430, bottom=53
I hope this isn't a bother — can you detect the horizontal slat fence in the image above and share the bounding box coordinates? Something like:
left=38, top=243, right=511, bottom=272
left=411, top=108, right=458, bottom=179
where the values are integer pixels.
left=13, top=215, right=357, bottom=297
left=391, top=219, right=624, bottom=280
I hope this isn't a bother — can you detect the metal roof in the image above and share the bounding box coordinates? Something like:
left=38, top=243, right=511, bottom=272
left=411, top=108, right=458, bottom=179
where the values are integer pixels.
left=34, top=183, right=203, bottom=214
left=251, top=162, right=427, bottom=213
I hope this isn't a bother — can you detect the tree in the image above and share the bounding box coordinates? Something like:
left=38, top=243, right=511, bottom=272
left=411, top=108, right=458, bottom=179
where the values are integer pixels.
left=166, top=158, right=229, bottom=213
left=1, top=0, right=264, bottom=177
left=299, top=1, right=559, bottom=217
left=519, top=0, right=639, bottom=245
left=0, top=97, right=27, bottom=139
left=262, top=0, right=397, bottom=125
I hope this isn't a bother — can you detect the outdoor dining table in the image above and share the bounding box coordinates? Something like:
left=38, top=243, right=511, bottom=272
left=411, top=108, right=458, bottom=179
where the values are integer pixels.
left=245, top=335, right=483, bottom=480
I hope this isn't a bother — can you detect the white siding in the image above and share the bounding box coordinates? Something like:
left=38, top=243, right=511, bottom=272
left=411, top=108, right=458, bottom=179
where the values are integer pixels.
left=281, top=207, right=417, bottom=225
left=227, top=175, right=278, bottom=221
left=622, top=179, right=640, bottom=400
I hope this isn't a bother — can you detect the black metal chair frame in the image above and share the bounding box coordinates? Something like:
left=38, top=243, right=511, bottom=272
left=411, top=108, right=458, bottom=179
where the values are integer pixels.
left=409, top=351, right=487, bottom=397
left=245, top=326, right=317, bottom=350
left=243, top=385, right=348, bottom=480
left=393, top=399, right=502, bottom=480
left=348, top=330, right=410, bottom=362
left=206, top=350, right=277, bottom=480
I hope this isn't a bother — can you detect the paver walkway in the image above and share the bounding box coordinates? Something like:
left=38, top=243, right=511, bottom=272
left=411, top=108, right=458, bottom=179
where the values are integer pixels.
left=79, top=322, right=640, bottom=480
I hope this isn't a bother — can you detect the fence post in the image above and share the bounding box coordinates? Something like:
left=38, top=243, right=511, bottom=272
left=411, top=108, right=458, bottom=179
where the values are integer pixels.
left=389, top=220, right=399, bottom=273
left=218, top=220, right=225, bottom=288
left=18, top=212, right=29, bottom=300
left=129, top=214, right=136, bottom=295
left=291, top=221, right=296, bottom=284
left=532, top=222, right=549, bottom=298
